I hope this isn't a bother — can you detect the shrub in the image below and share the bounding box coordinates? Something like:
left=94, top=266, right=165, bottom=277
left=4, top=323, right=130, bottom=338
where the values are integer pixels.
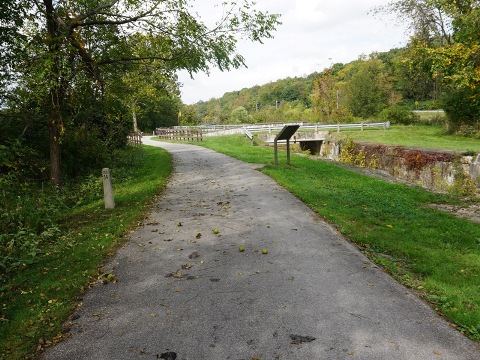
left=442, top=87, right=480, bottom=133
left=378, top=106, right=418, bottom=125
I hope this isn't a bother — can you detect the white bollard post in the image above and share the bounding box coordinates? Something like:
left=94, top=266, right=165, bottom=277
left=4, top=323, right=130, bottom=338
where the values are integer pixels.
left=102, top=168, right=115, bottom=209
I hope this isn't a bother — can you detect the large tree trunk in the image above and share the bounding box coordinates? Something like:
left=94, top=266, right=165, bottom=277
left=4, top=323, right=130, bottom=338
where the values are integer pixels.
left=44, top=0, right=63, bottom=187
left=49, top=94, right=63, bottom=187
left=132, top=103, right=139, bottom=133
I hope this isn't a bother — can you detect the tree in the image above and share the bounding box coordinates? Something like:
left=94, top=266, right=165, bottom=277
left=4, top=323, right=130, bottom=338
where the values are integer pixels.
left=4, top=0, right=280, bottom=186
left=311, top=69, right=346, bottom=122
left=115, top=36, right=180, bottom=133
left=0, top=0, right=26, bottom=105
left=376, top=0, right=480, bottom=128
left=343, top=58, right=391, bottom=119
left=372, top=0, right=453, bottom=46
left=231, top=106, right=253, bottom=124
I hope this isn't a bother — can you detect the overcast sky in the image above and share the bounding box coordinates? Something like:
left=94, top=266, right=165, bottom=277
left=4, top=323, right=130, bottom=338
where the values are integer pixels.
left=178, top=0, right=410, bottom=104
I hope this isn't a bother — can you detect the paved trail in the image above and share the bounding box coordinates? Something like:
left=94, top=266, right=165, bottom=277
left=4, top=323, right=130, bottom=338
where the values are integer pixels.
left=41, top=139, right=479, bottom=360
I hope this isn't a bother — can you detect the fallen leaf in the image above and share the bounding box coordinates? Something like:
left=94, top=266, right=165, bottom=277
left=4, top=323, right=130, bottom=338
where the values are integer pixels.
left=290, top=334, right=316, bottom=344
left=159, top=351, right=177, bottom=359
left=188, top=252, right=200, bottom=259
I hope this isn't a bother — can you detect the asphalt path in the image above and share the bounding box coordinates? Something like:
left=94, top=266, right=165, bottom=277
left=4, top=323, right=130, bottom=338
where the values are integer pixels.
left=40, top=138, right=479, bottom=360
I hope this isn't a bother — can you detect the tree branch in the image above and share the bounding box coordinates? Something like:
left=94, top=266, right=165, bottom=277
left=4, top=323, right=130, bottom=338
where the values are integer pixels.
left=98, top=52, right=188, bottom=65
left=75, top=0, right=120, bottom=22
left=73, top=1, right=162, bottom=29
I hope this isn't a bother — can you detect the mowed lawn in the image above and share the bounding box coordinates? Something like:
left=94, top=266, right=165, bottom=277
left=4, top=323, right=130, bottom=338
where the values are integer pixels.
left=333, top=124, right=480, bottom=152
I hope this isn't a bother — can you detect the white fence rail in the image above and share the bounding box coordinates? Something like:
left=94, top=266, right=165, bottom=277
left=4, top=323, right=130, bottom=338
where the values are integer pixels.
left=242, top=127, right=254, bottom=140
left=176, top=121, right=390, bottom=136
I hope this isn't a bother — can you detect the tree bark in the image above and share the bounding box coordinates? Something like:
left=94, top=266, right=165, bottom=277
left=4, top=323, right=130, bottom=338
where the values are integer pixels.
left=44, top=0, right=63, bottom=187
left=49, top=92, right=63, bottom=187
left=131, top=100, right=139, bottom=133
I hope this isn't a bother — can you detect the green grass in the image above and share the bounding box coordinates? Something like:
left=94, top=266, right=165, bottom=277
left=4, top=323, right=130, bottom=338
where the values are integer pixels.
left=332, top=124, right=480, bottom=152
left=0, top=145, right=172, bottom=360
left=195, top=134, right=480, bottom=341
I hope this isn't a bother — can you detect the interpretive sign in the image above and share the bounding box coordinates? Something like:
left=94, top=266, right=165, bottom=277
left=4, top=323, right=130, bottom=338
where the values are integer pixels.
left=274, top=125, right=300, bottom=165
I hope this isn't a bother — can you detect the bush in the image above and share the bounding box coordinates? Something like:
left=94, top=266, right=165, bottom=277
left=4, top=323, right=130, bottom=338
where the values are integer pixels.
left=0, top=139, right=49, bottom=181
left=378, top=106, right=418, bottom=125
left=0, top=177, right=63, bottom=277
left=442, top=87, right=480, bottom=132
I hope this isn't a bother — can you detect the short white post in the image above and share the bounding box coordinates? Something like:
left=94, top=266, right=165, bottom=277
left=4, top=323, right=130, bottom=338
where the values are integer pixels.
left=102, top=168, right=115, bottom=209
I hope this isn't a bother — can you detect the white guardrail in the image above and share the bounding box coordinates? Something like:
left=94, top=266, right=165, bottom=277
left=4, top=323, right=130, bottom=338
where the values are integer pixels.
left=242, top=127, right=254, bottom=140
left=176, top=121, right=390, bottom=135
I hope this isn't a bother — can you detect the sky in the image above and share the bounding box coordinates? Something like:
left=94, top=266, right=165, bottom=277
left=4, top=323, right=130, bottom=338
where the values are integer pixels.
left=178, top=0, right=411, bottom=104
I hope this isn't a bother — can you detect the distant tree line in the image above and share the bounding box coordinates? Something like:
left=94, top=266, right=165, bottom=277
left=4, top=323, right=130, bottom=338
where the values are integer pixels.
left=183, top=47, right=441, bottom=126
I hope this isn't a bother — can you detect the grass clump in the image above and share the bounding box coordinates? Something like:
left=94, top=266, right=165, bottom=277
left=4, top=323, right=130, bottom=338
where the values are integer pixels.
left=0, top=145, right=172, bottom=360
left=197, top=134, right=480, bottom=341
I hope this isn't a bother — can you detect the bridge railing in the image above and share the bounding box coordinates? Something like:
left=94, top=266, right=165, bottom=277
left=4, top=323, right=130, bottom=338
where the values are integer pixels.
left=155, top=128, right=203, bottom=141
left=181, top=121, right=389, bottom=133
left=170, top=121, right=390, bottom=139
left=242, top=121, right=390, bottom=134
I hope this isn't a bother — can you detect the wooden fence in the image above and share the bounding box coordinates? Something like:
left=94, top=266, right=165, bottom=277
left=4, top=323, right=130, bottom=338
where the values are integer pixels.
left=155, top=128, right=203, bottom=141
left=128, top=132, right=142, bottom=146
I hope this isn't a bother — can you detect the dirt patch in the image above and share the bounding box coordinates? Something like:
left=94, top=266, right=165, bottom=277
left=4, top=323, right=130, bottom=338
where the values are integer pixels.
left=430, top=203, right=480, bottom=223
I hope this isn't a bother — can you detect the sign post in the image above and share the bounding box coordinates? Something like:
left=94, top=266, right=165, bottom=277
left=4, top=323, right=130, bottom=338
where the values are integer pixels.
left=274, top=125, right=300, bottom=165
left=102, top=168, right=115, bottom=209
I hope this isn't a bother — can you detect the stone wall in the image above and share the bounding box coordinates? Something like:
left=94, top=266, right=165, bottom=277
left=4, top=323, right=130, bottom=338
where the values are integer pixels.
left=318, top=139, right=480, bottom=194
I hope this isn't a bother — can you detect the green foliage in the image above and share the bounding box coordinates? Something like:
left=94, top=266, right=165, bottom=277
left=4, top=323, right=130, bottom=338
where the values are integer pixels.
left=0, top=139, right=48, bottom=181
left=338, top=138, right=370, bottom=168
left=311, top=68, right=349, bottom=122
left=377, top=1, right=480, bottom=130
left=448, top=157, right=478, bottom=197
left=0, top=142, right=155, bottom=282
left=441, top=87, right=480, bottom=133
left=0, top=145, right=172, bottom=359
left=344, top=58, right=391, bottom=119
left=379, top=106, right=419, bottom=125
left=0, top=171, right=104, bottom=279
left=191, top=75, right=316, bottom=124
left=231, top=106, right=253, bottom=124
left=139, top=96, right=180, bottom=131
left=1, top=0, right=281, bottom=185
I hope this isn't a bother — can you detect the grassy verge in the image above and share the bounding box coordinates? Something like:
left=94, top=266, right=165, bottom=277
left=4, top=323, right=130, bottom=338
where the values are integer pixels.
left=195, top=134, right=480, bottom=341
left=331, top=124, right=480, bottom=152
left=0, top=145, right=172, bottom=360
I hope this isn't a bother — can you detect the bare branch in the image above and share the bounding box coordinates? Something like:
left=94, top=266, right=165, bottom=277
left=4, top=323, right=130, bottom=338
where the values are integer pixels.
left=98, top=52, right=189, bottom=65
left=74, top=1, right=162, bottom=29
left=75, top=0, right=120, bottom=22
